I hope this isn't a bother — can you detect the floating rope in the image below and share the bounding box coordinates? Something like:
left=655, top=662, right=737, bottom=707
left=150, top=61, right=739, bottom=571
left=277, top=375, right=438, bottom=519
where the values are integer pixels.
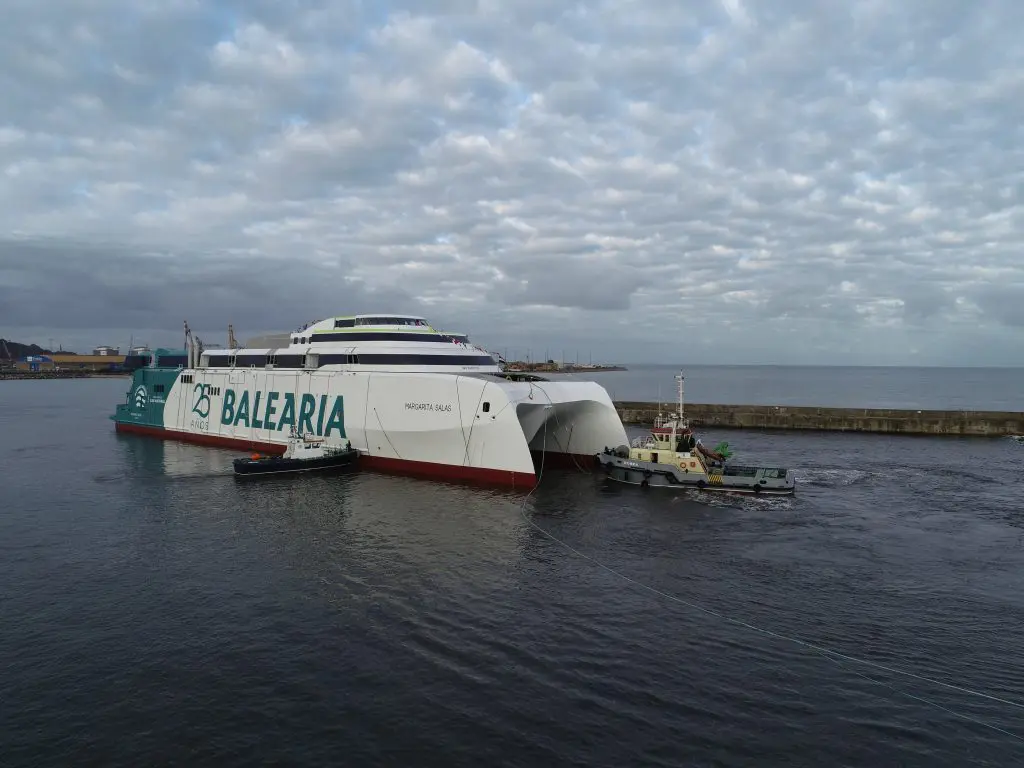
left=518, top=432, right=1024, bottom=743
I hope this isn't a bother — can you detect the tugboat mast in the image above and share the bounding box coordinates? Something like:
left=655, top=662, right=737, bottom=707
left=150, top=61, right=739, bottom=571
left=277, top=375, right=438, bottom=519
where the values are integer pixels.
left=676, top=370, right=685, bottom=419
left=669, top=370, right=685, bottom=451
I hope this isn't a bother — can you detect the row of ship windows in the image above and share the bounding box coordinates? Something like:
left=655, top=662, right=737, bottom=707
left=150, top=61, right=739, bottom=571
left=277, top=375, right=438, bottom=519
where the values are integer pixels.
left=335, top=317, right=427, bottom=328
left=289, top=332, right=468, bottom=344
left=178, top=375, right=222, bottom=396
left=202, top=353, right=496, bottom=368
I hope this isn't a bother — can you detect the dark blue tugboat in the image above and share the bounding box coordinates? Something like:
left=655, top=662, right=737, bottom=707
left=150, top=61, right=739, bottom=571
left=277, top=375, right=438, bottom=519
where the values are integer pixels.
left=233, top=429, right=359, bottom=477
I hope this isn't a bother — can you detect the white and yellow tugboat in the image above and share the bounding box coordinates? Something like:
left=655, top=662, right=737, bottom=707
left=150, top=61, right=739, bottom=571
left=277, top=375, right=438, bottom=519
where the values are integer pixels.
left=595, top=372, right=796, bottom=496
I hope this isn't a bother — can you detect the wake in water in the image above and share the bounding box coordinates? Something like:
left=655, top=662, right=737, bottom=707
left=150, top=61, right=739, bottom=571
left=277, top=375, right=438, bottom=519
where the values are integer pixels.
left=792, top=467, right=872, bottom=487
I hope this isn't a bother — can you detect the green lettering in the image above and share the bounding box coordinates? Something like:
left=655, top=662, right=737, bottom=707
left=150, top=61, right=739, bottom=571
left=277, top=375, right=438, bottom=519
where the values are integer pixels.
left=316, top=395, right=327, bottom=435
left=298, top=394, right=316, bottom=434
left=324, top=396, right=346, bottom=437
left=234, top=390, right=251, bottom=428
left=252, top=391, right=263, bottom=429
left=264, top=391, right=279, bottom=430
left=278, top=393, right=296, bottom=431
left=221, top=388, right=236, bottom=424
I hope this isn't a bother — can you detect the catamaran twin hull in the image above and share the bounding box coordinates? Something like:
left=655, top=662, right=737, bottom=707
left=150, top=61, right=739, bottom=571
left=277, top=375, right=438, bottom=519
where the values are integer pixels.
left=113, top=367, right=628, bottom=487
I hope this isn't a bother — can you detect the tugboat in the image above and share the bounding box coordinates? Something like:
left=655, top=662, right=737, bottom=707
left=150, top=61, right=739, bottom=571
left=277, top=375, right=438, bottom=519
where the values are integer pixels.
left=595, top=371, right=796, bottom=496
left=233, top=428, right=359, bottom=477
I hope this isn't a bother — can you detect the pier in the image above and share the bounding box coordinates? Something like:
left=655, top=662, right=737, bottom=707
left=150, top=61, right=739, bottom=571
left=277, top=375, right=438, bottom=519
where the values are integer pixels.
left=504, top=361, right=627, bottom=373
left=613, top=402, right=1024, bottom=437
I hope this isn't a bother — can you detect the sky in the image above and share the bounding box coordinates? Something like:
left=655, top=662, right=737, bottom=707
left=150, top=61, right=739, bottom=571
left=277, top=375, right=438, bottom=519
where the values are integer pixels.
left=2, top=0, right=1023, bottom=366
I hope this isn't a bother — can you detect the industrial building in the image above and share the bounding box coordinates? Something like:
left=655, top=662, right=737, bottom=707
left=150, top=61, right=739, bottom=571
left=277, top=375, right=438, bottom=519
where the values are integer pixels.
left=18, top=355, right=53, bottom=372
left=15, top=353, right=127, bottom=372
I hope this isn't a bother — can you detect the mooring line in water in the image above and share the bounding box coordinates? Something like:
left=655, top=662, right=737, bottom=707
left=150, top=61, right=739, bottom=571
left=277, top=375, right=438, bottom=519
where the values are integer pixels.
left=521, top=422, right=1024, bottom=741
left=837, top=658, right=1024, bottom=742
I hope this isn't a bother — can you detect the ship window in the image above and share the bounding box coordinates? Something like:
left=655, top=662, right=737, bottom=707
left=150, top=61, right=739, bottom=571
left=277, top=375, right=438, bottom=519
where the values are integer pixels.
left=482, top=402, right=490, bottom=413
left=311, top=332, right=449, bottom=343
left=317, top=353, right=497, bottom=367
left=355, top=316, right=423, bottom=326
left=154, top=384, right=165, bottom=393
left=334, top=318, right=355, bottom=328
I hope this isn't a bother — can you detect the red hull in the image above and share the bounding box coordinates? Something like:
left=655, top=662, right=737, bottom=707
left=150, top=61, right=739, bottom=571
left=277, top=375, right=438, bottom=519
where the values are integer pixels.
left=114, top=421, right=591, bottom=489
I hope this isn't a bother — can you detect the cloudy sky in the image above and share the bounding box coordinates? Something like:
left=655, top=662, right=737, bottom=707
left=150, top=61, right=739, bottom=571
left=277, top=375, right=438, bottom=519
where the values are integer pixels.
left=2, top=0, right=1023, bottom=365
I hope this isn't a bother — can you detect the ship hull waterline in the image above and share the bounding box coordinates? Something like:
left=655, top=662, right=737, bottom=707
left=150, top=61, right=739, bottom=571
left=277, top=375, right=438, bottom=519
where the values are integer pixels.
left=114, top=421, right=591, bottom=487
left=112, top=366, right=627, bottom=490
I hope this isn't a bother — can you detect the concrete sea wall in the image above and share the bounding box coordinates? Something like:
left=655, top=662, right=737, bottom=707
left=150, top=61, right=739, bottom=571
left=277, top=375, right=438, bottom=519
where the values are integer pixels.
left=613, top=402, right=1024, bottom=437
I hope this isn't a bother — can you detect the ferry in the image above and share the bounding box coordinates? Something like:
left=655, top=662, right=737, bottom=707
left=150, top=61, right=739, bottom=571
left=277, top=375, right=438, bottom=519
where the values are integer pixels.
left=595, top=371, right=796, bottom=495
left=111, top=314, right=628, bottom=487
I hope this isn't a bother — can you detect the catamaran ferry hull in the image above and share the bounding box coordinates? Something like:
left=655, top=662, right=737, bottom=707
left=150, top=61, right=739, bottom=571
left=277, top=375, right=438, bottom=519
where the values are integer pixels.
left=113, top=365, right=627, bottom=488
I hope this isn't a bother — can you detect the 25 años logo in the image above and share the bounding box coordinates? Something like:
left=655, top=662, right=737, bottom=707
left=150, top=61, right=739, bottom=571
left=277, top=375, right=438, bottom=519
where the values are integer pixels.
left=192, top=383, right=212, bottom=418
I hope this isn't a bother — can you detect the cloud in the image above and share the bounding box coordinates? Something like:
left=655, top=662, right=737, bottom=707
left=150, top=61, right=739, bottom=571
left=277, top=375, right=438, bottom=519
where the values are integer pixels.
left=1, top=0, right=1023, bottom=365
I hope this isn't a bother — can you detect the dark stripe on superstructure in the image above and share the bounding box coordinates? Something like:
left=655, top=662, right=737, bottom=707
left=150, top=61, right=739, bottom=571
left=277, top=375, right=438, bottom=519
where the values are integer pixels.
left=234, top=354, right=305, bottom=368
left=201, top=353, right=497, bottom=368
left=319, top=354, right=496, bottom=366
left=204, top=354, right=307, bottom=368
left=312, top=332, right=456, bottom=343
left=152, top=355, right=186, bottom=367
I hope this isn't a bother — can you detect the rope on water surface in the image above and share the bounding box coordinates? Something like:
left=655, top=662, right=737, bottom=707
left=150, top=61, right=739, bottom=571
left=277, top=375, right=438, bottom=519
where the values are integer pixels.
left=517, top=427, right=1024, bottom=743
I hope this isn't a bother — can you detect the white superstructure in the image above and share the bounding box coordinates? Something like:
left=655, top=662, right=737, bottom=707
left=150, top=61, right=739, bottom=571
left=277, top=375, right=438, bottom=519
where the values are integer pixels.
left=147, top=313, right=626, bottom=487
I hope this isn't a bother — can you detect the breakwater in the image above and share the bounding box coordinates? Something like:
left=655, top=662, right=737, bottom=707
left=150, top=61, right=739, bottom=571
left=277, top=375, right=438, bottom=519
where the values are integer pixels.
left=613, top=402, right=1024, bottom=437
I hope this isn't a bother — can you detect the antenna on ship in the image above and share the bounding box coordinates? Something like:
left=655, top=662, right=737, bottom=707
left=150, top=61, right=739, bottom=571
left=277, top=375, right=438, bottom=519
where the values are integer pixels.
left=184, top=320, right=197, bottom=369
left=676, top=370, right=686, bottom=426
left=228, top=324, right=237, bottom=349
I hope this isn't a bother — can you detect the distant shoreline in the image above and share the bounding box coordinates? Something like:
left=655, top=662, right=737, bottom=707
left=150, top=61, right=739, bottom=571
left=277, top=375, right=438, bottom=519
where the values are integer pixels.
left=0, top=371, right=130, bottom=381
